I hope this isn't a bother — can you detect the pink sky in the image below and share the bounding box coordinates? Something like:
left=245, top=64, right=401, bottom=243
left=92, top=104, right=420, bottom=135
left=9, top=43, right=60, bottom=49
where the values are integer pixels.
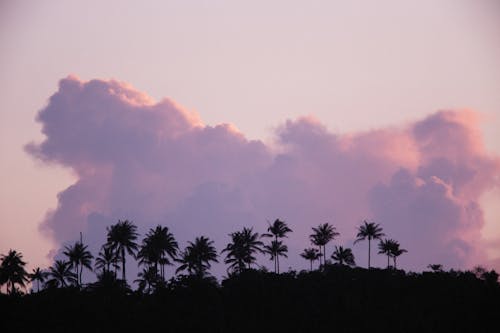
left=1, top=0, right=500, bottom=275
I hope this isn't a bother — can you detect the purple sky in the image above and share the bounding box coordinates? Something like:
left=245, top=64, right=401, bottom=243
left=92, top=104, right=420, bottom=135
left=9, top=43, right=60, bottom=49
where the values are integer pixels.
left=1, top=1, right=500, bottom=277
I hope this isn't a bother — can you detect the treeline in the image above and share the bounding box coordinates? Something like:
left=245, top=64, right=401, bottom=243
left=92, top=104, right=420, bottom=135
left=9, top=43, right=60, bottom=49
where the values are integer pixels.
left=0, top=218, right=498, bottom=295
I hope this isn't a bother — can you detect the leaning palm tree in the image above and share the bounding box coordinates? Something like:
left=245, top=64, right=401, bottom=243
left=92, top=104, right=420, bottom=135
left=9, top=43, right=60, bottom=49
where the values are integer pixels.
left=46, top=260, right=77, bottom=288
left=378, top=239, right=394, bottom=269
left=63, top=241, right=93, bottom=287
left=389, top=241, right=407, bottom=269
left=331, top=246, right=356, bottom=266
left=354, top=220, right=384, bottom=269
left=0, top=250, right=29, bottom=294
left=222, top=227, right=264, bottom=274
left=262, top=219, right=292, bottom=273
left=300, top=248, right=322, bottom=271
left=263, top=240, right=288, bottom=274
left=176, top=236, right=218, bottom=278
left=106, top=220, right=139, bottom=282
left=29, top=267, right=47, bottom=292
left=310, top=223, right=339, bottom=267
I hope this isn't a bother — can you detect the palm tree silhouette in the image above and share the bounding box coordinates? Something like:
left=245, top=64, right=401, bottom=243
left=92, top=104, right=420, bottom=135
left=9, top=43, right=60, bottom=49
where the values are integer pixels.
left=46, top=260, right=77, bottom=288
left=263, top=240, right=288, bottom=273
left=300, top=248, right=322, bottom=271
left=331, top=246, right=356, bottom=266
left=427, top=264, right=443, bottom=272
left=137, top=225, right=178, bottom=280
left=262, top=219, right=292, bottom=273
left=106, top=220, right=139, bottom=282
left=63, top=241, right=93, bottom=287
left=0, top=250, right=29, bottom=294
left=94, top=246, right=119, bottom=274
left=378, top=239, right=393, bottom=269
left=354, top=220, right=384, bottom=269
left=389, top=240, right=407, bottom=269
left=222, top=227, right=264, bottom=274
left=176, top=236, right=218, bottom=277
left=29, top=267, right=47, bottom=292
left=310, top=223, right=339, bottom=267
left=135, top=266, right=160, bottom=294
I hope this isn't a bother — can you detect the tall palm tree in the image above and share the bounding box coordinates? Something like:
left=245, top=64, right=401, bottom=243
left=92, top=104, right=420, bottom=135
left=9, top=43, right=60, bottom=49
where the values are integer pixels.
left=300, top=248, right=322, bottom=271
left=310, top=223, right=339, bottom=267
left=378, top=239, right=394, bottom=269
left=331, top=246, right=355, bottom=266
left=0, top=250, right=29, bottom=294
left=94, top=246, right=119, bottom=274
left=106, top=220, right=139, bottom=282
left=46, top=260, right=77, bottom=288
left=354, top=220, right=384, bottom=269
left=262, top=219, right=292, bottom=273
left=137, top=225, right=178, bottom=279
left=29, top=267, right=47, bottom=292
left=263, top=240, right=288, bottom=273
left=389, top=241, right=407, bottom=269
left=63, top=241, right=93, bottom=287
left=176, top=236, right=218, bottom=277
left=222, top=227, right=264, bottom=274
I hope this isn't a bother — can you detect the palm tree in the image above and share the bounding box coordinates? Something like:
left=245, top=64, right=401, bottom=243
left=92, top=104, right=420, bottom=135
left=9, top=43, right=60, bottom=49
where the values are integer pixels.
left=176, top=236, right=218, bottom=277
left=378, top=239, right=393, bottom=269
left=309, top=223, right=339, bottom=267
left=29, top=267, right=47, bottom=292
left=300, top=248, right=322, bottom=271
left=427, top=264, right=443, bottom=272
left=46, top=260, right=77, bottom=288
left=354, top=220, right=384, bottom=269
left=222, top=227, right=264, bottom=275
left=331, top=246, right=356, bottom=267
left=94, top=246, right=119, bottom=274
left=263, top=240, right=288, bottom=273
left=389, top=241, right=407, bottom=269
left=0, top=250, right=29, bottom=294
left=137, top=225, right=178, bottom=279
left=63, top=241, right=93, bottom=287
left=262, top=219, right=292, bottom=273
left=106, top=219, right=139, bottom=282
left=135, top=266, right=160, bottom=294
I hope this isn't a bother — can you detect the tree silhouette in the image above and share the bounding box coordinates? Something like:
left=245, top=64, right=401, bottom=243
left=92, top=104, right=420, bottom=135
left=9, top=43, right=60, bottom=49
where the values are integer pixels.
left=222, top=227, right=264, bottom=275
left=135, top=266, right=160, bottom=294
left=389, top=240, right=407, bottom=269
left=0, top=250, right=29, bottom=294
left=310, top=223, right=339, bottom=267
left=94, top=246, right=119, bottom=274
left=427, top=264, right=444, bottom=272
left=262, top=219, right=292, bottom=274
left=331, top=246, right=355, bottom=266
left=263, top=240, right=288, bottom=273
left=46, top=260, right=77, bottom=288
left=106, top=220, right=139, bottom=282
left=300, top=248, right=322, bottom=271
left=378, top=239, right=393, bottom=269
left=176, top=236, right=218, bottom=277
left=354, top=220, right=384, bottom=269
left=137, top=225, right=178, bottom=280
left=63, top=241, right=93, bottom=287
left=29, top=267, right=47, bottom=293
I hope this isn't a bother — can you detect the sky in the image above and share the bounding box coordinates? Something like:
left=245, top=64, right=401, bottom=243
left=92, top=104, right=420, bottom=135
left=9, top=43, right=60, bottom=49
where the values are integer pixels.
left=1, top=0, right=500, bottom=279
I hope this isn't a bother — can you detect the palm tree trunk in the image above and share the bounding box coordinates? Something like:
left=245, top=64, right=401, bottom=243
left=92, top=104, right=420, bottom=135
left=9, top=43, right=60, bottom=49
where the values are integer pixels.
left=310, top=260, right=313, bottom=271
left=277, top=256, right=280, bottom=274
left=394, top=257, right=397, bottom=269
left=122, top=248, right=126, bottom=282
left=79, top=265, right=83, bottom=287
left=368, top=238, right=371, bottom=269
left=387, top=255, right=390, bottom=269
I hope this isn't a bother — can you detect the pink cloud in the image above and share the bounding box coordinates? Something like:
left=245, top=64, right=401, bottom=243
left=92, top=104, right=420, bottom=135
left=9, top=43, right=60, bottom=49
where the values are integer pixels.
left=26, top=76, right=500, bottom=276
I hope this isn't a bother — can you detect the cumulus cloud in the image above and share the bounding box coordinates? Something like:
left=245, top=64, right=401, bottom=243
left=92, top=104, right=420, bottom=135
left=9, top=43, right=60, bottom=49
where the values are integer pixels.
left=26, top=76, right=500, bottom=277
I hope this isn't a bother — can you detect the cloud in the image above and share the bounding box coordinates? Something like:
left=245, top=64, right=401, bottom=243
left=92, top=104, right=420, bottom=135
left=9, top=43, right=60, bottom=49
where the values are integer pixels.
left=26, top=76, right=500, bottom=277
